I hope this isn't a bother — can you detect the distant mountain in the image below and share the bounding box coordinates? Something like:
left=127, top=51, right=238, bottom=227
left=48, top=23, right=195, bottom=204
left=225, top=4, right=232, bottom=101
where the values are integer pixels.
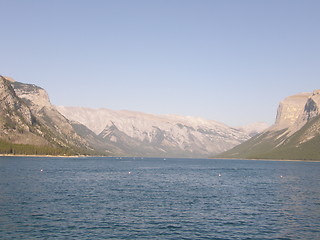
left=0, top=74, right=268, bottom=157
left=0, top=75, right=104, bottom=155
left=238, top=122, right=270, bottom=137
left=56, top=107, right=267, bottom=158
left=218, top=90, right=320, bottom=160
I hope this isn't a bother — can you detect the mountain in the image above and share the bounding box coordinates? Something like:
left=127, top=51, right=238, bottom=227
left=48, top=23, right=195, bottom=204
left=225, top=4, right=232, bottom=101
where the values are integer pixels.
left=0, top=74, right=268, bottom=158
left=238, top=122, right=270, bottom=137
left=218, top=90, right=320, bottom=160
left=56, top=106, right=267, bottom=158
left=0, top=76, right=37, bottom=145
left=0, top=75, right=104, bottom=155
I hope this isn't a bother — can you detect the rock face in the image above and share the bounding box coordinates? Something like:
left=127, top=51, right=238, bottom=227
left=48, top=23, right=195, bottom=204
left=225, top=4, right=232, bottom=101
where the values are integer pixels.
left=218, top=90, right=320, bottom=160
left=271, top=90, right=320, bottom=134
left=301, top=90, right=320, bottom=122
left=0, top=76, right=35, bottom=144
left=12, top=81, right=88, bottom=149
left=56, top=106, right=266, bottom=157
left=12, top=81, right=52, bottom=112
left=0, top=75, right=103, bottom=155
left=273, top=92, right=310, bottom=130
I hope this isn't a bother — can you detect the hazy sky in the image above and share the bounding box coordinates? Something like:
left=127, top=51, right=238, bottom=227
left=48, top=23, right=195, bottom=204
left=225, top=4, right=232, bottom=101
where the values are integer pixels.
left=1, top=0, right=319, bottom=126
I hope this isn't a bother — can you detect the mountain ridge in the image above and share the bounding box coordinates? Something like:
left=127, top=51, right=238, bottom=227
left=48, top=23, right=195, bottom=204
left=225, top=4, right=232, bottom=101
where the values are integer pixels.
left=218, top=89, right=320, bottom=160
left=0, top=74, right=269, bottom=158
left=0, top=76, right=106, bottom=156
left=56, top=106, right=267, bottom=157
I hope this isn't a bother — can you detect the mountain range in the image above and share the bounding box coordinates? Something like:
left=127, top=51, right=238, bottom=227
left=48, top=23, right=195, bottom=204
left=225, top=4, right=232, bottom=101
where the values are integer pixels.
left=218, top=90, right=320, bottom=160
left=3, top=75, right=318, bottom=160
left=0, top=75, right=267, bottom=157
left=56, top=106, right=267, bottom=157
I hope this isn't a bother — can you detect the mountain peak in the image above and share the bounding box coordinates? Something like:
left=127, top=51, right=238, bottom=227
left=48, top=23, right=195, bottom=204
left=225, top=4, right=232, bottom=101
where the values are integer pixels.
left=312, top=89, right=320, bottom=95
left=274, top=92, right=310, bottom=130
left=3, top=76, right=15, bottom=82
left=219, top=89, right=320, bottom=160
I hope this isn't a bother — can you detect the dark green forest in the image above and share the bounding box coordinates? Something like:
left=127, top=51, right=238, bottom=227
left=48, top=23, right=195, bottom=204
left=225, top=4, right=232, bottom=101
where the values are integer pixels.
left=0, top=139, right=75, bottom=156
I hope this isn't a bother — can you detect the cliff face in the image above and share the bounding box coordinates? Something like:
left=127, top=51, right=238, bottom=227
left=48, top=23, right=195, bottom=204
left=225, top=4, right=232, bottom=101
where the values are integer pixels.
left=300, top=90, right=320, bottom=123
left=56, top=106, right=266, bottom=158
left=0, top=76, right=40, bottom=145
left=0, top=77, right=33, bottom=126
left=11, top=81, right=89, bottom=149
left=0, top=75, right=105, bottom=155
left=273, top=92, right=310, bottom=130
left=218, top=90, right=320, bottom=160
left=272, top=90, right=320, bottom=134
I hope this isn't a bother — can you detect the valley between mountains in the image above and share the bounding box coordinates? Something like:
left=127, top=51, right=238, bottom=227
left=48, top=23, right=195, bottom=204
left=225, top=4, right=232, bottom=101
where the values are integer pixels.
left=0, top=75, right=267, bottom=158
left=1, top=75, right=319, bottom=160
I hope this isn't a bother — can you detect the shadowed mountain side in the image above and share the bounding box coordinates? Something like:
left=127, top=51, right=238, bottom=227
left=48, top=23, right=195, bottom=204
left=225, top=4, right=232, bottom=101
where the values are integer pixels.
left=70, top=121, right=121, bottom=156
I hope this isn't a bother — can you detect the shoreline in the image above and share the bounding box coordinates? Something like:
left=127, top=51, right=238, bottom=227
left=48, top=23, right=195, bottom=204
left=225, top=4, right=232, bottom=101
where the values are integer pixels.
left=211, top=157, right=320, bottom=163
left=0, top=154, right=84, bottom=158
left=0, top=154, right=319, bottom=162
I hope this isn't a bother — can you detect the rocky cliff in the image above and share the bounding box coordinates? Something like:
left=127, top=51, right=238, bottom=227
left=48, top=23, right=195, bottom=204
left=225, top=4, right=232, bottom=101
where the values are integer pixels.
left=0, top=76, right=37, bottom=145
left=56, top=106, right=267, bottom=157
left=218, top=90, right=320, bottom=160
left=0, top=75, right=104, bottom=155
left=12, top=81, right=88, bottom=149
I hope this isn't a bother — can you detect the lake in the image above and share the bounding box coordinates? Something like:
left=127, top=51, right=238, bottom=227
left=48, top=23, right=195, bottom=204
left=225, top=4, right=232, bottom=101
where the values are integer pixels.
left=0, top=157, right=319, bottom=239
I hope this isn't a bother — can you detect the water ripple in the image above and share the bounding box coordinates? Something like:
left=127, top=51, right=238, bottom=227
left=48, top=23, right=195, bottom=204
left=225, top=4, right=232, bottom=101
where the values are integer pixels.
left=0, top=157, right=319, bottom=239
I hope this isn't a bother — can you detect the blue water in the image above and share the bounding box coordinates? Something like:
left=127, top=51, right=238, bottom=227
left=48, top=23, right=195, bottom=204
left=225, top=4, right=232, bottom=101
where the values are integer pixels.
left=0, top=157, right=319, bottom=239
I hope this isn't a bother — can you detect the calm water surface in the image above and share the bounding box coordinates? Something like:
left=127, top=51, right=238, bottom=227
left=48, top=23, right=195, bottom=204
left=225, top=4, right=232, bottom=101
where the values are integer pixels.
left=0, top=157, right=319, bottom=239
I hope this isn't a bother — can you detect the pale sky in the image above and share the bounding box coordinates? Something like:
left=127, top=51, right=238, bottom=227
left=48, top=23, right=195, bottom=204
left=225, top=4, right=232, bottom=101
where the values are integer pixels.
left=1, top=0, right=319, bottom=126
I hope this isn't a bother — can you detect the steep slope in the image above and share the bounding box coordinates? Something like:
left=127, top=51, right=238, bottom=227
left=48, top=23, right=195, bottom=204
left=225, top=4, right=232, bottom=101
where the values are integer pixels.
left=70, top=120, right=117, bottom=155
left=0, top=76, right=40, bottom=145
left=56, top=106, right=266, bottom=157
left=218, top=90, right=320, bottom=160
left=0, top=75, right=106, bottom=155
left=12, top=81, right=88, bottom=150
